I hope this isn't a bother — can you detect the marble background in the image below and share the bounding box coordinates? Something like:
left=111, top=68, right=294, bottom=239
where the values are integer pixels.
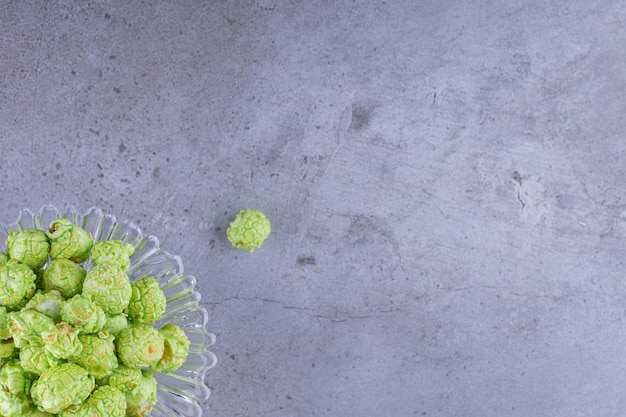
left=1, top=1, right=626, bottom=415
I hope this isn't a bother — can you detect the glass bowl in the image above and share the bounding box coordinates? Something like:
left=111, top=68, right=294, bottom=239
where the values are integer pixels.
left=0, top=205, right=217, bottom=417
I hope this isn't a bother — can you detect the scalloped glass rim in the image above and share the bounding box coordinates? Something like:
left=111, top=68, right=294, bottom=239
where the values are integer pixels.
left=0, top=205, right=217, bottom=417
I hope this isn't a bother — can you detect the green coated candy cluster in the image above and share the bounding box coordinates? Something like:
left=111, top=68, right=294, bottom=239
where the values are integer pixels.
left=0, top=219, right=192, bottom=416
left=227, top=209, right=271, bottom=252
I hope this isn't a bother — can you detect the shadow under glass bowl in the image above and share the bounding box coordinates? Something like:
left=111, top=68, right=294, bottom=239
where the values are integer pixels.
left=0, top=205, right=217, bottom=417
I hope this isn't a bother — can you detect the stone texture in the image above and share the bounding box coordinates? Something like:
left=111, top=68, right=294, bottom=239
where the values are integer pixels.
left=1, top=1, right=626, bottom=416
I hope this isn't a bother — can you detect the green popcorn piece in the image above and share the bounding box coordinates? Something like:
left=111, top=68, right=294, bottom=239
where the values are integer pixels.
left=102, top=313, right=128, bottom=337
left=0, top=360, right=32, bottom=417
left=41, top=322, right=82, bottom=360
left=125, top=370, right=157, bottom=417
left=6, top=229, right=50, bottom=271
left=82, top=263, right=132, bottom=315
left=47, top=219, right=93, bottom=263
left=61, top=295, right=106, bottom=334
left=0, top=359, right=30, bottom=395
left=19, top=340, right=60, bottom=376
left=151, top=323, right=190, bottom=373
left=97, top=365, right=142, bottom=393
left=115, top=324, right=164, bottom=368
left=72, top=333, right=118, bottom=379
left=90, top=240, right=135, bottom=271
left=31, top=362, right=95, bottom=414
left=126, top=277, right=166, bottom=325
left=0, top=260, right=37, bottom=309
left=227, top=209, right=271, bottom=252
left=0, top=390, right=30, bottom=417
left=8, top=310, right=56, bottom=348
left=84, top=385, right=126, bottom=417
left=24, top=290, right=64, bottom=322
left=41, top=259, right=86, bottom=298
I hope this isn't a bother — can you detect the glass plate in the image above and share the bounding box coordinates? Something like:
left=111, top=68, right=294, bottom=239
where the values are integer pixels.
left=0, top=205, right=217, bottom=417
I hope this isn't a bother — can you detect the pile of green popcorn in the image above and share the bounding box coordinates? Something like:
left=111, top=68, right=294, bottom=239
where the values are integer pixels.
left=0, top=218, right=190, bottom=417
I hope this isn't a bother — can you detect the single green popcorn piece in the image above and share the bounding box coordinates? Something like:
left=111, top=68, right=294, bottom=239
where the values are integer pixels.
left=81, top=263, right=132, bottom=315
left=126, top=277, right=166, bottom=324
left=47, top=218, right=93, bottom=263
left=97, top=365, right=142, bottom=393
left=125, top=370, right=157, bottom=417
left=19, top=340, right=60, bottom=376
left=41, top=259, right=86, bottom=298
left=41, top=322, right=83, bottom=360
left=90, top=240, right=135, bottom=271
left=8, top=309, right=56, bottom=348
left=0, top=390, right=30, bottom=417
left=0, top=359, right=30, bottom=395
left=102, top=313, right=129, bottom=337
left=151, top=323, right=190, bottom=373
left=227, top=209, right=271, bottom=252
left=6, top=229, right=50, bottom=271
left=61, top=294, right=106, bottom=334
left=31, top=362, right=95, bottom=414
left=24, top=290, right=64, bottom=322
left=72, top=333, right=118, bottom=379
left=115, top=324, right=164, bottom=368
left=70, top=385, right=126, bottom=417
left=0, top=359, right=32, bottom=417
left=0, top=260, right=37, bottom=309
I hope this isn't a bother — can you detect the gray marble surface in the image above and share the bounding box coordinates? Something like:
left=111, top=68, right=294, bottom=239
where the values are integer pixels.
left=1, top=1, right=626, bottom=416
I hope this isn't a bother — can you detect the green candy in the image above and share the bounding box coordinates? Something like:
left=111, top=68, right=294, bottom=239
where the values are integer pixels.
left=97, top=365, right=142, bottom=393
left=126, top=277, right=166, bottom=325
left=0, top=359, right=31, bottom=417
left=90, top=240, right=135, bottom=271
left=72, top=333, right=118, bottom=379
left=8, top=310, right=56, bottom=348
left=6, top=229, right=50, bottom=271
left=227, top=209, right=271, bottom=252
left=41, top=259, right=86, bottom=298
left=63, top=385, right=126, bottom=417
left=125, top=370, right=157, bottom=417
left=82, top=264, right=132, bottom=315
left=0, top=260, right=37, bottom=309
left=61, top=295, right=106, bottom=334
left=0, top=359, right=30, bottom=395
left=31, top=363, right=95, bottom=414
left=115, top=324, right=164, bottom=368
left=23, top=291, right=64, bottom=322
left=0, top=391, right=30, bottom=417
left=0, top=216, right=198, bottom=416
left=47, top=219, right=93, bottom=263
left=150, top=323, right=190, bottom=374
left=19, top=340, right=59, bottom=376
left=41, top=322, right=82, bottom=360
left=102, top=313, right=129, bottom=337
